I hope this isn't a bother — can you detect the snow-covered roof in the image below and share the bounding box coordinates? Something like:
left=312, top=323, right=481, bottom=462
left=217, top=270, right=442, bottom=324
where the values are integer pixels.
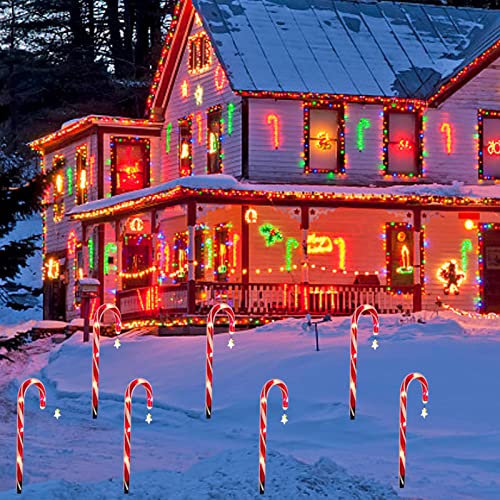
left=193, top=0, right=500, bottom=99
left=69, top=175, right=500, bottom=221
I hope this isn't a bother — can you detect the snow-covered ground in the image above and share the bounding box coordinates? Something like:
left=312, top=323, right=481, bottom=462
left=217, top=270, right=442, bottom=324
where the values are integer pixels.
left=0, top=311, right=499, bottom=499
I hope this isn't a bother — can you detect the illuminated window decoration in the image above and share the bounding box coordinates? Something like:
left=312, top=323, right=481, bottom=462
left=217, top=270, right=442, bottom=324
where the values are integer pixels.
left=266, top=114, right=280, bottom=149
left=194, top=84, right=204, bottom=106
left=54, top=173, right=64, bottom=195
left=356, top=118, right=371, bottom=151
left=52, top=155, right=65, bottom=223
left=110, top=137, right=150, bottom=195
left=173, top=231, right=188, bottom=281
left=244, top=208, right=258, bottom=224
left=122, top=234, right=154, bottom=289
left=75, top=145, right=88, bottom=205
left=214, top=223, right=232, bottom=281
left=66, top=167, right=73, bottom=196
left=165, top=123, right=172, bottom=153
left=437, top=259, right=465, bottom=295
left=178, top=116, right=193, bottom=177
left=181, top=79, right=189, bottom=98
left=227, top=103, right=235, bottom=136
left=285, top=238, right=299, bottom=272
left=382, top=105, right=424, bottom=178
left=214, top=64, right=227, bottom=90
left=207, top=106, right=223, bottom=174
left=128, top=217, right=145, bottom=233
left=104, top=243, right=118, bottom=275
left=478, top=110, right=500, bottom=180
left=304, top=102, right=345, bottom=174
left=88, top=237, right=95, bottom=270
left=440, top=122, right=452, bottom=155
left=259, top=224, right=283, bottom=247
left=45, top=257, right=60, bottom=280
left=461, top=239, right=473, bottom=273
left=188, top=32, right=211, bottom=75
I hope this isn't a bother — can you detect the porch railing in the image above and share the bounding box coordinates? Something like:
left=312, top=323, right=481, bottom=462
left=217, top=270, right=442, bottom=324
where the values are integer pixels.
left=117, top=282, right=412, bottom=321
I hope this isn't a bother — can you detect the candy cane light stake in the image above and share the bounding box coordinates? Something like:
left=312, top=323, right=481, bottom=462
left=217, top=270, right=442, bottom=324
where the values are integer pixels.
left=123, top=378, right=153, bottom=494
left=92, top=303, right=122, bottom=419
left=350, top=304, right=379, bottom=420
left=399, top=372, right=429, bottom=488
left=259, top=379, right=289, bottom=495
left=205, top=303, right=236, bottom=419
left=16, top=378, right=46, bottom=494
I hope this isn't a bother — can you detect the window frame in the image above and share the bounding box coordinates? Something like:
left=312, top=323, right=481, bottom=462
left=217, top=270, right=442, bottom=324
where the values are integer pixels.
left=478, top=109, right=500, bottom=180
left=382, top=107, right=423, bottom=178
left=207, top=105, right=223, bottom=174
left=178, top=115, right=193, bottom=177
left=304, top=101, right=345, bottom=175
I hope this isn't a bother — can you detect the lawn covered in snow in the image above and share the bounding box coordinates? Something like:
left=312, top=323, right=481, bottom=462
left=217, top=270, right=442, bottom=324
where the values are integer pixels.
left=0, top=312, right=499, bottom=499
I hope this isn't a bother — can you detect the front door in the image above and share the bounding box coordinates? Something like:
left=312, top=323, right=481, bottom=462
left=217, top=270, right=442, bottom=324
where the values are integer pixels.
left=480, top=225, right=500, bottom=313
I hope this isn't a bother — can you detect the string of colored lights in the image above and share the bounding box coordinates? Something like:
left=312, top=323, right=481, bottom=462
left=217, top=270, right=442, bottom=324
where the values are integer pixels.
left=437, top=297, right=500, bottom=320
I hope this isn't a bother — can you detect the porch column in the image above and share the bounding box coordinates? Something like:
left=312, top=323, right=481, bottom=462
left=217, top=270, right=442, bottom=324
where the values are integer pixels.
left=241, top=205, right=250, bottom=312
left=413, top=208, right=423, bottom=312
left=300, top=205, right=309, bottom=312
left=187, top=200, right=197, bottom=314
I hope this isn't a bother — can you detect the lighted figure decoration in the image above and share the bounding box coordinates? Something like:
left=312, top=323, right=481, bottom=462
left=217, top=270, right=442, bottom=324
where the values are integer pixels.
left=92, top=304, right=122, bottom=419
left=214, top=64, right=226, bottom=90
left=396, top=243, right=414, bottom=275
left=286, top=238, right=299, bottom=272
left=181, top=79, right=189, bottom=98
left=194, top=84, right=204, bottom=106
left=399, top=372, right=429, bottom=488
left=259, top=224, right=283, bottom=247
left=45, top=257, right=60, bottom=280
left=356, top=118, right=371, bottom=151
left=165, top=122, right=172, bottom=153
left=205, top=303, right=236, bottom=418
left=227, top=102, right=235, bottom=136
left=461, top=239, right=473, bottom=272
left=245, top=208, right=258, bottom=224
left=16, top=378, right=46, bottom=494
left=123, top=378, right=153, bottom=494
left=440, top=122, right=452, bottom=154
left=487, top=139, right=500, bottom=155
left=437, top=259, right=465, bottom=295
left=349, top=305, right=379, bottom=420
left=258, top=379, right=289, bottom=495
left=266, top=114, right=280, bottom=149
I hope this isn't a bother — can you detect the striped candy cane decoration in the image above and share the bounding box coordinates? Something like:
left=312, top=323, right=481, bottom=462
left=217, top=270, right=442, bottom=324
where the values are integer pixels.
left=92, top=304, right=122, bottom=419
left=16, top=378, right=46, bottom=494
left=350, top=304, right=379, bottom=420
left=205, top=303, right=236, bottom=419
left=399, top=372, right=429, bottom=488
left=259, top=379, right=289, bottom=495
left=123, top=378, right=153, bottom=494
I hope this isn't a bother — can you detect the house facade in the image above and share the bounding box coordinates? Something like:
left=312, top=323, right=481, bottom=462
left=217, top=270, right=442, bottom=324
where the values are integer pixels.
left=31, top=0, right=500, bottom=325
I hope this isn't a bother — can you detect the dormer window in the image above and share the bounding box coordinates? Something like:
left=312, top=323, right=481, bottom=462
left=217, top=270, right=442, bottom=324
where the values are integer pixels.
left=188, top=32, right=211, bottom=74
left=383, top=109, right=422, bottom=177
left=110, top=137, right=150, bottom=196
left=479, top=109, right=500, bottom=180
left=178, top=116, right=193, bottom=177
left=304, top=102, right=345, bottom=175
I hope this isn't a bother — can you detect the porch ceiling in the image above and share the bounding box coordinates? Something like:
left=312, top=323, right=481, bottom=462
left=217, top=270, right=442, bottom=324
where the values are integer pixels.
left=68, top=174, right=500, bottom=224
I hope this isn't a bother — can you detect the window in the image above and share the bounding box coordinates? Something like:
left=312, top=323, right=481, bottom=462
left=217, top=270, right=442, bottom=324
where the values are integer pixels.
left=110, top=137, right=150, bottom=195
left=121, top=235, right=153, bottom=290
left=188, top=32, right=211, bottom=74
left=178, top=117, right=193, bottom=177
left=383, top=110, right=422, bottom=177
left=479, top=109, right=500, bottom=180
left=304, top=103, right=345, bottom=174
left=214, top=223, right=231, bottom=282
left=52, top=156, right=65, bottom=222
left=207, top=106, right=222, bottom=174
left=386, top=223, right=415, bottom=292
left=173, top=231, right=188, bottom=282
left=195, top=226, right=209, bottom=280
left=76, top=146, right=88, bottom=205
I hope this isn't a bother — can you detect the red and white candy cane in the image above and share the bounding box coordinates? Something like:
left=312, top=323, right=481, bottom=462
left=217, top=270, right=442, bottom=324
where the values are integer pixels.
left=259, top=379, right=289, bottom=495
left=123, top=378, right=153, bottom=494
left=16, top=378, right=46, bottom=494
left=399, top=372, right=429, bottom=488
left=350, top=304, right=379, bottom=420
left=92, top=303, right=122, bottom=419
left=205, top=303, right=236, bottom=419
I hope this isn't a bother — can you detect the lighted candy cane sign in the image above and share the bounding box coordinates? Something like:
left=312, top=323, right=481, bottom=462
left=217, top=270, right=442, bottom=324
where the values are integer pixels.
left=399, top=372, right=429, bottom=488
left=16, top=378, right=46, bottom=494
left=357, top=118, right=371, bottom=151
left=258, top=379, right=289, bottom=495
left=123, top=378, right=153, bottom=494
left=286, top=238, right=299, bottom=272
left=205, top=303, right=236, bottom=418
left=349, top=305, right=379, bottom=420
left=440, top=123, right=452, bottom=154
left=266, top=114, right=280, bottom=149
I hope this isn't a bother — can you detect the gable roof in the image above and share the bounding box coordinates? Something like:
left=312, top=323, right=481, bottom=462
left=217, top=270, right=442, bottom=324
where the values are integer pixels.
left=190, top=0, right=500, bottom=101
